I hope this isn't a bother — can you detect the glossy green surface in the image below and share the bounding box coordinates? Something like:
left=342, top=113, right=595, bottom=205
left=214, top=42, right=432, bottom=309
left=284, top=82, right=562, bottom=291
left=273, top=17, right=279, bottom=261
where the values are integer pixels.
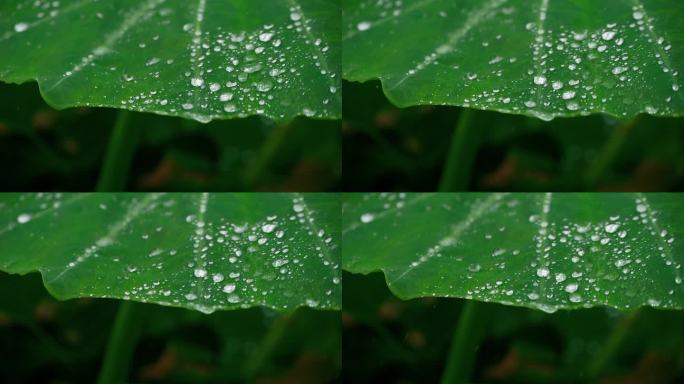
left=343, top=193, right=684, bottom=312
left=343, top=0, right=684, bottom=120
left=0, top=193, right=341, bottom=313
left=0, top=0, right=341, bottom=122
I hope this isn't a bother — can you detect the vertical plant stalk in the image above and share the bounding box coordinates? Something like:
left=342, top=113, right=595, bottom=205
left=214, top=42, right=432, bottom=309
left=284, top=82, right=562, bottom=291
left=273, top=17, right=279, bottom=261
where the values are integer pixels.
left=586, top=310, right=640, bottom=380
left=96, top=110, right=144, bottom=383
left=440, top=300, right=489, bottom=384
left=96, top=110, right=137, bottom=192
left=584, top=117, right=639, bottom=190
left=244, top=313, right=294, bottom=379
left=96, top=302, right=145, bottom=384
left=438, top=108, right=481, bottom=192
left=244, top=121, right=294, bottom=189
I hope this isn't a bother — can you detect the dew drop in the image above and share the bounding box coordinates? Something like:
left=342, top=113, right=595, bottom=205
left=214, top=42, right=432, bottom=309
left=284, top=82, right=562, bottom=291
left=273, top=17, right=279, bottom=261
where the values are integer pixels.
left=223, top=284, right=236, bottom=293
left=562, top=91, right=576, bottom=100
left=360, top=213, right=375, bottom=223
left=357, top=21, right=371, bottom=31
left=14, top=22, right=29, bottom=33
left=533, top=75, right=547, bottom=85
left=259, top=32, right=274, bottom=42
left=601, top=31, right=616, bottom=41
left=194, top=268, right=207, bottom=278
left=537, top=267, right=550, bottom=278
left=17, top=214, right=31, bottom=224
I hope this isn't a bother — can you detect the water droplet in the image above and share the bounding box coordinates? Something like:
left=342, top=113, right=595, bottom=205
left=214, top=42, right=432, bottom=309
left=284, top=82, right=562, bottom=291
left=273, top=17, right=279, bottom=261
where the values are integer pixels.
left=537, top=267, right=550, bottom=278
left=555, top=273, right=566, bottom=283
left=565, top=283, right=578, bottom=293
left=259, top=32, right=274, bottom=42
left=290, top=12, right=301, bottom=21
left=293, top=203, right=304, bottom=213
left=534, top=75, right=547, bottom=85
left=212, top=273, right=224, bottom=283
left=14, top=22, right=28, bottom=33
left=601, top=31, right=616, bottom=41
left=185, top=293, right=197, bottom=301
left=612, top=66, right=628, bottom=75
left=255, top=80, right=273, bottom=92
left=633, top=11, right=644, bottom=20
left=223, top=284, right=236, bottom=293
left=191, top=78, right=204, bottom=87
left=17, top=214, right=31, bottom=224
left=357, top=21, right=371, bottom=31
left=562, top=91, right=576, bottom=100
left=605, top=223, right=619, bottom=233
left=262, top=223, right=277, bottom=233
left=468, top=263, right=481, bottom=273
left=194, top=268, right=207, bottom=278
left=360, top=213, right=375, bottom=223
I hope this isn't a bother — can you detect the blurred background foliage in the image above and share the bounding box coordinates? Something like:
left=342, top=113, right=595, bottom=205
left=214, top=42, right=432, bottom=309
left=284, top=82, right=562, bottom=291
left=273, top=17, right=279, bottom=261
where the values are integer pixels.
left=343, top=81, right=684, bottom=192
left=343, top=272, right=684, bottom=384
left=0, top=271, right=340, bottom=384
left=0, top=82, right=340, bottom=192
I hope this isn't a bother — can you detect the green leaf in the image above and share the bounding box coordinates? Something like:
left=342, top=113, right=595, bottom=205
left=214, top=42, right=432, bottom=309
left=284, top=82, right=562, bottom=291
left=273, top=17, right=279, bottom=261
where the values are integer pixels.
left=0, top=193, right=340, bottom=313
left=0, top=0, right=341, bottom=123
left=342, top=193, right=684, bottom=313
left=343, top=0, right=684, bottom=120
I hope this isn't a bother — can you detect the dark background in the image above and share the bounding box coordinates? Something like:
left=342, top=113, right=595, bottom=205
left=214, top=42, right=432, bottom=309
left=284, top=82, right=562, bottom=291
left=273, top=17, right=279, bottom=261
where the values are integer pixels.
left=0, top=82, right=341, bottom=192
left=343, top=80, right=684, bottom=192
left=343, top=271, right=684, bottom=384
left=0, top=271, right=340, bottom=384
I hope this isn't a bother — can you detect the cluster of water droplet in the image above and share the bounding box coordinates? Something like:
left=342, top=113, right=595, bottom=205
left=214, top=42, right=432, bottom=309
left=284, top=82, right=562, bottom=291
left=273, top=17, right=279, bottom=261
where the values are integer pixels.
left=345, top=0, right=681, bottom=120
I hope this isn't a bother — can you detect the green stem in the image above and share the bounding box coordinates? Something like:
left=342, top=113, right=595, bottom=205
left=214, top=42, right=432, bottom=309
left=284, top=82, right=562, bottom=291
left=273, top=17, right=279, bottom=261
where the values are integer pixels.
left=244, top=121, right=293, bottom=188
left=586, top=310, right=640, bottom=380
left=584, top=117, right=639, bottom=190
left=438, top=108, right=481, bottom=192
left=244, top=313, right=294, bottom=379
left=96, top=110, right=137, bottom=192
left=96, top=301, right=145, bottom=384
left=440, top=300, right=489, bottom=384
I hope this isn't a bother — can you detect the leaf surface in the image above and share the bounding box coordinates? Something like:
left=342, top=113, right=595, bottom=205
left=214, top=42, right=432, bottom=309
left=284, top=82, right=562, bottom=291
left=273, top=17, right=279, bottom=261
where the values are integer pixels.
left=343, top=0, right=684, bottom=120
left=0, top=0, right=341, bottom=122
left=0, top=193, right=340, bottom=313
left=343, top=193, right=684, bottom=312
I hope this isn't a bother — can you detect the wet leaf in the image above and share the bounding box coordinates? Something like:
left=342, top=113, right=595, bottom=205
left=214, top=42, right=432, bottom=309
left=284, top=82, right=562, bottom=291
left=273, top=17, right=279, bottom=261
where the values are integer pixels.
left=342, top=193, right=684, bottom=313
left=0, top=0, right=341, bottom=122
left=0, top=193, right=340, bottom=313
left=343, top=0, right=684, bottom=120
